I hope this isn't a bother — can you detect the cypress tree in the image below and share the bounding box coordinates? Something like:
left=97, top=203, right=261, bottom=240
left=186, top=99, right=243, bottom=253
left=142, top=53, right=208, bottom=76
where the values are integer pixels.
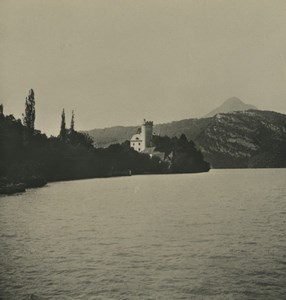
left=23, top=89, right=35, bottom=132
left=60, top=109, right=66, bottom=139
left=70, top=110, right=75, bottom=132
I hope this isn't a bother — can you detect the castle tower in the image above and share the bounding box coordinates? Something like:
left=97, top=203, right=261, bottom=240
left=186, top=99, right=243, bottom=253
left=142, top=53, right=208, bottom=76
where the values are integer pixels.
left=141, top=119, right=153, bottom=149
left=130, top=119, right=153, bottom=152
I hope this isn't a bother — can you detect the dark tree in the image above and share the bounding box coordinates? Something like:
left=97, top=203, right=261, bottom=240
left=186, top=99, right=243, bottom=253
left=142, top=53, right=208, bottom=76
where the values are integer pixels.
left=70, top=110, right=75, bottom=132
left=23, top=89, right=35, bottom=132
left=152, top=134, right=210, bottom=173
left=0, top=104, right=3, bottom=116
left=152, top=135, right=173, bottom=156
left=60, top=109, right=66, bottom=139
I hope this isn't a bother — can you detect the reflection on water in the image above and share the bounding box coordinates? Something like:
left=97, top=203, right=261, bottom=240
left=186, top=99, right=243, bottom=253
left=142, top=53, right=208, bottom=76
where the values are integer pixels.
left=0, top=169, right=286, bottom=299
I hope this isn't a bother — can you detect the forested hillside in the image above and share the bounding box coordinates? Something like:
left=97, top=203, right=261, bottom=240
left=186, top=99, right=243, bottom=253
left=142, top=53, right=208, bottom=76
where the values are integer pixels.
left=87, top=110, right=286, bottom=168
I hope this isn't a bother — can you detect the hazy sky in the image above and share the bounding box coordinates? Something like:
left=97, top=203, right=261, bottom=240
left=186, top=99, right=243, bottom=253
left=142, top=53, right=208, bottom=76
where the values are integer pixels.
left=1, top=0, right=286, bottom=135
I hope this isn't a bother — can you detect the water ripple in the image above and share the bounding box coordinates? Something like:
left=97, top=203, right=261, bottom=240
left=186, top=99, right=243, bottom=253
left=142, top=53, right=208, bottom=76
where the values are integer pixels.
left=0, top=170, right=286, bottom=299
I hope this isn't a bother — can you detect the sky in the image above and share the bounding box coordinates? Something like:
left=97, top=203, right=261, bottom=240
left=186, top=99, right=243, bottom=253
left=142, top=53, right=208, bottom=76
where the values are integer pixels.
left=1, top=0, right=286, bottom=136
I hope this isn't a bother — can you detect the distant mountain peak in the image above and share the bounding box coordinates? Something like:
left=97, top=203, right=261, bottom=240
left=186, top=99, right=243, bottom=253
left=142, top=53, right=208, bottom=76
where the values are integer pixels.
left=205, top=97, right=257, bottom=118
left=224, top=97, right=244, bottom=105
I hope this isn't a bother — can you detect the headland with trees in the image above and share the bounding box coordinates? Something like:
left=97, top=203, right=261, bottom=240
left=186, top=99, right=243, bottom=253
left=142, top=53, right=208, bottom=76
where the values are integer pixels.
left=0, top=89, right=210, bottom=195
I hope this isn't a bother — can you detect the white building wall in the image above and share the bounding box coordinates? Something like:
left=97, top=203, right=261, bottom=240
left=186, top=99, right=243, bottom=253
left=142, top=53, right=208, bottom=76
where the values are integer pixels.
left=130, top=133, right=143, bottom=152
left=130, top=119, right=153, bottom=152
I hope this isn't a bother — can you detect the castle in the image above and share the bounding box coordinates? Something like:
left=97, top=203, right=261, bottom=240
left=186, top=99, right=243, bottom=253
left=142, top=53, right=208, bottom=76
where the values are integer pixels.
left=130, top=119, right=153, bottom=152
left=130, top=119, right=167, bottom=161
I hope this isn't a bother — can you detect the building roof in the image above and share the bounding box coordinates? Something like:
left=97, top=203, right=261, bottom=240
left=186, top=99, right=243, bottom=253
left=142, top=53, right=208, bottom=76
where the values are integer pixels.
left=142, top=147, right=165, bottom=160
left=130, top=133, right=142, bottom=141
left=142, top=147, right=156, bottom=154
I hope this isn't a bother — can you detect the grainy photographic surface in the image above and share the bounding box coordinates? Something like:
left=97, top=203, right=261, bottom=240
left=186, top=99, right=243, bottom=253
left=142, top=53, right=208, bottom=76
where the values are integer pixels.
left=1, top=1, right=286, bottom=299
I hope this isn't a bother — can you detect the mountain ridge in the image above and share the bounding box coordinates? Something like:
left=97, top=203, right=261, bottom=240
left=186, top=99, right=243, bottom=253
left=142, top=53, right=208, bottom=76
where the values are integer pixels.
left=86, top=109, right=286, bottom=168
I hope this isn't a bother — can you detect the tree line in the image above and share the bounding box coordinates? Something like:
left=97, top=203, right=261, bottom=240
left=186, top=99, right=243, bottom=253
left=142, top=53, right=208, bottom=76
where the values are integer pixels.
left=0, top=89, right=210, bottom=187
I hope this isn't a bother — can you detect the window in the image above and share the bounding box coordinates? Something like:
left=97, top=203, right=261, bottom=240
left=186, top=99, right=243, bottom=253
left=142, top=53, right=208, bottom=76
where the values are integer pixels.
left=138, top=148, right=140, bottom=151
left=139, top=143, right=140, bottom=145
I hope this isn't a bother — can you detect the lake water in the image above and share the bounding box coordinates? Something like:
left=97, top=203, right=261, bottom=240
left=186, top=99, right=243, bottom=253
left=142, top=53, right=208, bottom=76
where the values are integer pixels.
left=0, top=169, right=286, bottom=300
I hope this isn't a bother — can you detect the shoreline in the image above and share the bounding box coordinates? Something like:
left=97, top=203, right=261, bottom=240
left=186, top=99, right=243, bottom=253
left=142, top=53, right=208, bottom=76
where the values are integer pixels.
left=0, top=167, right=285, bottom=196
left=0, top=168, right=211, bottom=195
left=3, top=166, right=286, bottom=196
